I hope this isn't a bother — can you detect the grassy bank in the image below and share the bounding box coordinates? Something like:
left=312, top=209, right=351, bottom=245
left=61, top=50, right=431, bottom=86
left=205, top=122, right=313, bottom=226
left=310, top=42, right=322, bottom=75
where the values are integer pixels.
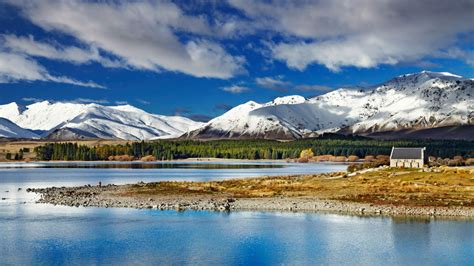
left=114, top=167, right=474, bottom=207
left=31, top=166, right=474, bottom=217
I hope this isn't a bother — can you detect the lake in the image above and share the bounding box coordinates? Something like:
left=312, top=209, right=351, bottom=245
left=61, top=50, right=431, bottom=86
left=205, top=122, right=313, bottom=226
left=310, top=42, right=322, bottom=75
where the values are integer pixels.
left=0, top=161, right=472, bottom=265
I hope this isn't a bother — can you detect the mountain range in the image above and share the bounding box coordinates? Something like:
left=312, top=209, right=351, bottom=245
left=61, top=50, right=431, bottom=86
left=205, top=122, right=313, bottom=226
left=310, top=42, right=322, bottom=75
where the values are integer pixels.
left=1, top=71, right=472, bottom=140
left=0, top=101, right=203, bottom=140
left=184, top=71, right=473, bottom=140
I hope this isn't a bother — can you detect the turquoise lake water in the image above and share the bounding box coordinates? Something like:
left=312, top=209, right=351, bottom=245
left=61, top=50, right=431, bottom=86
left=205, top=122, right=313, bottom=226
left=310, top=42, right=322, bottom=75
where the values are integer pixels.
left=0, top=162, right=472, bottom=265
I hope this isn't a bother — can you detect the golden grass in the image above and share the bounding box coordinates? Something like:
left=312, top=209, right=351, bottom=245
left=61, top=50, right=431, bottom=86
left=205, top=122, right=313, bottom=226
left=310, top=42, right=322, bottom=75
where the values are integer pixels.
left=118, top=168, right=474, bottom=207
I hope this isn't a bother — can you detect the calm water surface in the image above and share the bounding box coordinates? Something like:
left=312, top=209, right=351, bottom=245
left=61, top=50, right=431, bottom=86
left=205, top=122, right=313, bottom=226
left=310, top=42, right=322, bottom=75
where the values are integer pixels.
left=0, top=162, right=472, bottom=265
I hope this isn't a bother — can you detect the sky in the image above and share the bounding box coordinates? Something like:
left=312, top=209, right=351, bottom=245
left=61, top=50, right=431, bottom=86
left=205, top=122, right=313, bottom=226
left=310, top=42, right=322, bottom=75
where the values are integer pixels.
left=0, top=0, right=473, bottom=121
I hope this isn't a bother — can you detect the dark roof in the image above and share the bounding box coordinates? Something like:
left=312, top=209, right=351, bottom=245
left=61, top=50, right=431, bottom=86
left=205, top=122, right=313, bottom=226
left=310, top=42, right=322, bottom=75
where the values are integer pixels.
left=390, top=147, right=425, bottom=160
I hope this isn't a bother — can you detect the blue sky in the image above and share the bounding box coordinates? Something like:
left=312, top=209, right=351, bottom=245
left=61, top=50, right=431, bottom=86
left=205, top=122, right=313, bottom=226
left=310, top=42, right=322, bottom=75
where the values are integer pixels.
left=0, top=0, right=473, bottom=121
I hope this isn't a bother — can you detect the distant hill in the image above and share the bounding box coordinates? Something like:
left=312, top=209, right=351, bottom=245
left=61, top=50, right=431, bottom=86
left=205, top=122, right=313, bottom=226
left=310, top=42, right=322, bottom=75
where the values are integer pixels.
left=0, top=117, right=39, bottom=139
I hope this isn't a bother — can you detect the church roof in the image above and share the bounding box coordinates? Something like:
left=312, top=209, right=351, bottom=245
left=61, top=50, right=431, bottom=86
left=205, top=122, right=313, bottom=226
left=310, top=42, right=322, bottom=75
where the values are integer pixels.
left=390, top=147, right=425, bottom=160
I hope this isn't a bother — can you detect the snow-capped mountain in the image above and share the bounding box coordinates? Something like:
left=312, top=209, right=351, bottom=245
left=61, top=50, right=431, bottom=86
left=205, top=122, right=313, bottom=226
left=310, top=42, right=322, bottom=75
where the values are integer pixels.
left=0, top=101, right=203, bottom=140
left=0, top=117, right=39, bottom=139
left=185, top=71, right=473, bottom=140
left=1, top=71, right=471, bottom=140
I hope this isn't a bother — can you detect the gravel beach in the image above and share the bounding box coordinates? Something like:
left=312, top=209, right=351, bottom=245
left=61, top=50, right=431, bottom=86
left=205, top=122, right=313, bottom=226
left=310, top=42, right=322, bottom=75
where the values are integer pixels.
left=28, top=183, right=474, bottom=218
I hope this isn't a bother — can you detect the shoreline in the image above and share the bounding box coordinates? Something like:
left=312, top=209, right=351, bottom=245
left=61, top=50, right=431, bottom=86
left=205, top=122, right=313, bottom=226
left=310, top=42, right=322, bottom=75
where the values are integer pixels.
left=28, top=181, right=474, bottom=218
left=0, top=158, right=289, bottom=164
left=0, top=157, right=359, bottom=164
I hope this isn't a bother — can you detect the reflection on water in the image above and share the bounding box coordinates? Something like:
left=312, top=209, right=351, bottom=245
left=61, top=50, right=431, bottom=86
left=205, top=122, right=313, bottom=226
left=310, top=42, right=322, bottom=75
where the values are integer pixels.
left=1, top=205, right=472, bottom=265
left=0, top=162, right=472, bottom=265
left=0, top=161, right=287, bottom=169
left=3, top=163, right=285, bottom=169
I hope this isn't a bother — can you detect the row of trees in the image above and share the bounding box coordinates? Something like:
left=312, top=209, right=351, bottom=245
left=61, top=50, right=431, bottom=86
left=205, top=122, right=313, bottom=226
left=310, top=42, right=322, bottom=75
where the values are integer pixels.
left=4, top=148, right=29, bottom=161
left=33, top=135, right=474, bottom=161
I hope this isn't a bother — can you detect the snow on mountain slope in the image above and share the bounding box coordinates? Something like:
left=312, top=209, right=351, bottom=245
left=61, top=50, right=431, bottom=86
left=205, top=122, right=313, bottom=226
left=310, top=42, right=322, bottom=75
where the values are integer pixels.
left=186, top=71, right=473, bottom=139
left=0, top=101, right=203, bottom=140
left=53, top=104, right=203, bottom=140
left=182, top=101, right=278, bottom=139
left=0, top=101, right=90, bottom=131
left=347, top=71, right=473, bottom=133
left=0, top=118, right=39, bottom=139
left=265, top=95, right=306, bottom=106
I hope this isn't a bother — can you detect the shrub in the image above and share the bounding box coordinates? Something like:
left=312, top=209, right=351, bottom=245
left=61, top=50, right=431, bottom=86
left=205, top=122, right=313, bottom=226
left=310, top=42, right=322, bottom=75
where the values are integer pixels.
left=334, top=156, right=347, bottom=162
left=448, top=159, right=463, bottom=166
left=140, top=155, right=156, bottom=162
left=314, top=155, right=331, bottom=161
left=348, top=164, right=362, bottom=172
left=347, top=155, right=359, bottom=162
left=108, top=155, right=135, bottom=161
left=364, top=155, right=375, bottom=162
left=297, top=157, right=309, bottom=163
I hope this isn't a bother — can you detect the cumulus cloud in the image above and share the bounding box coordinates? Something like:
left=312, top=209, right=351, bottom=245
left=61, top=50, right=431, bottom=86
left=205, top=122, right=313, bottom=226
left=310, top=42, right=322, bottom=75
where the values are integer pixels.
left=221, top=85, right=250, bottom=94
left=255, top=76, right=290, bottom=91
left=3, top=0, right=472, bottom=83
left=0, top=52, right=105, bottom=88
left=2, top=34, right=122, bottom=67
left=229, top=0, right=474, bottom=71
left=435, top=47, right=474, bottom=66
left=8, top=0, right=245, bottom=79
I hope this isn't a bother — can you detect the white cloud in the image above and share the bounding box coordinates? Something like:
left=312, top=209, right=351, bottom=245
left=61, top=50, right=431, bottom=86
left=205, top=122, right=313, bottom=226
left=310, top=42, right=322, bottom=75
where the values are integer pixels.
left=229, top=0, right=474, bottom=71
left=21, top=97, right=109, bottom=104
left=295, top=84, right=332, bottom=92
left=0, top=52, right=104, bottom=88
left=136, top=99, right=151, bottom=105
left=435, top=47, right=474, bottom=67
left=9, top=0, right=244, bottom=79
left=255, top=76, right=290, bottom=90
left=4, top=0, right=472, bottom=80
left=70, top=98, right=109, bottom=104
left=22, top=97, right=44, bottom=102
left=2, top=34, right=122, bottom=67
left=46, top=76, right=106, bottom=89
left=221, top=85, right=249, bottom=94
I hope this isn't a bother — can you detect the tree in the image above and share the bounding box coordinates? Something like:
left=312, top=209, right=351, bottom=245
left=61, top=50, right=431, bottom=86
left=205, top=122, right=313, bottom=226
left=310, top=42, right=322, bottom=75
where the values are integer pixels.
left=300, top=148, right=314, bottom=159
left=31, top=138, right=474, bottom=162
left=5, top=153, right=12, bottom=160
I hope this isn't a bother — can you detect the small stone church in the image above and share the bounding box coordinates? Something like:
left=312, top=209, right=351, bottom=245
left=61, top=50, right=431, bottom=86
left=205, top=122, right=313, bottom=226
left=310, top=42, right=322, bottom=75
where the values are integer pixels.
left=390, top=147, right=427, bottom=168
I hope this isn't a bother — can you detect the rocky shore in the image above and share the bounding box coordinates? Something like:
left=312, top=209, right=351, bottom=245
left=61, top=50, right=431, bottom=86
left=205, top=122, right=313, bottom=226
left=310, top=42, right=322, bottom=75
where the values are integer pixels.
left=27, top=183, right=474, bottom=218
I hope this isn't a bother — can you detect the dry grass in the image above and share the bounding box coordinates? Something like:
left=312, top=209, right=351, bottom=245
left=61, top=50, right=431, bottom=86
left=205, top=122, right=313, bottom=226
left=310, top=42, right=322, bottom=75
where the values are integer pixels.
left=118, top=168, right=474, bottom=207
